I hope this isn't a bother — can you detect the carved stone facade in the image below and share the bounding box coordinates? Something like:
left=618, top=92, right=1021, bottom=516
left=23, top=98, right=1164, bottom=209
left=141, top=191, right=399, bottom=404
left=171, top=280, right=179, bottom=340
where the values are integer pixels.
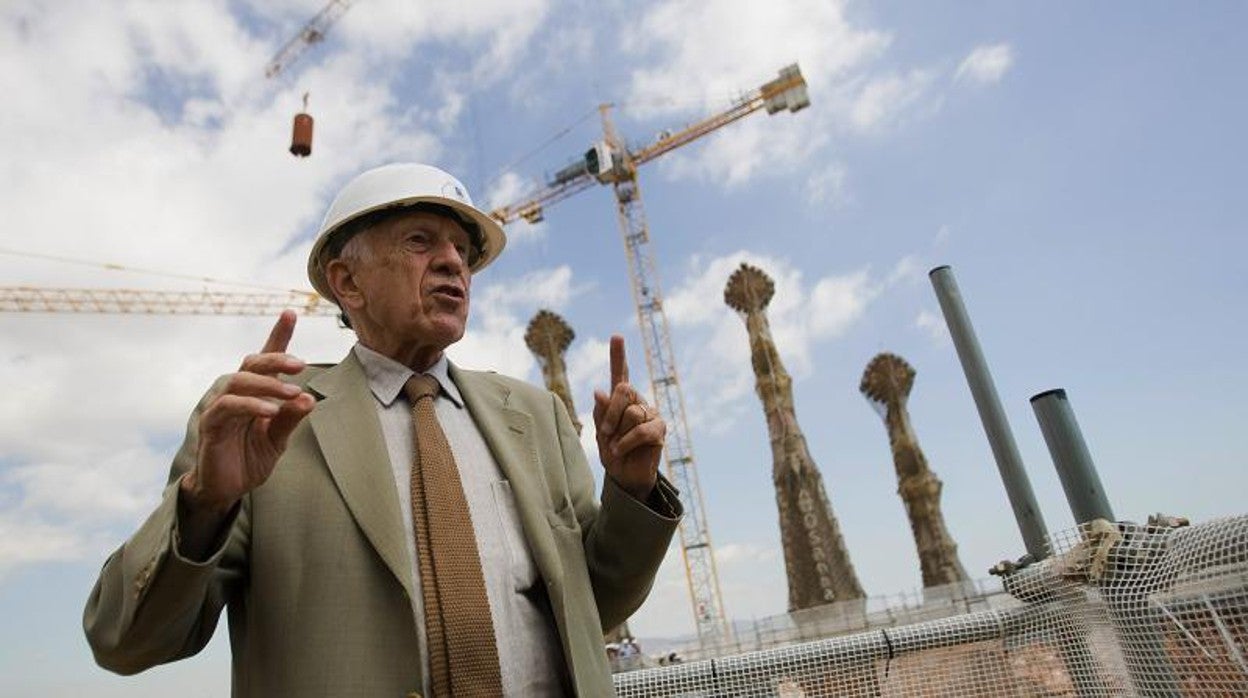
left=724, top=263, right=865, bottom=610
left=860, top=353, right=968, bottom=587
left=523, top=309, right=582, bottom=435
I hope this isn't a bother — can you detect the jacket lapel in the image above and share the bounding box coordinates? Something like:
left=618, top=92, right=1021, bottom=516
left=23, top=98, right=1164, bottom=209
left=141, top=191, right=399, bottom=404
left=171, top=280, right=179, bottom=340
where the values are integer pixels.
left=306, top=352, right=414, bottom=602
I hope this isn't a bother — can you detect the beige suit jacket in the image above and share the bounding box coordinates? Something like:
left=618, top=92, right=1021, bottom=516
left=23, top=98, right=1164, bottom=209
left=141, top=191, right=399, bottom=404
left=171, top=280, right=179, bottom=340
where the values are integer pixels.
left=84, top=352, right=681, bottom=697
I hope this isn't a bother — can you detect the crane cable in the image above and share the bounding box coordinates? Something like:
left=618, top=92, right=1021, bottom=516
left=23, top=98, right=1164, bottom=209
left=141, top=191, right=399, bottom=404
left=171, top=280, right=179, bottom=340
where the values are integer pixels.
left=0, top=246, right=309, bottom=294
left=481, top=105, right=600, bottom=194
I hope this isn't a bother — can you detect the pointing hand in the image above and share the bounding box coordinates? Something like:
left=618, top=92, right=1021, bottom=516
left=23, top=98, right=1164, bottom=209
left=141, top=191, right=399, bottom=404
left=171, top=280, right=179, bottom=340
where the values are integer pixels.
left=181, top=310, right=316, bottom=516
left=592, top=335, right=665, bottom=501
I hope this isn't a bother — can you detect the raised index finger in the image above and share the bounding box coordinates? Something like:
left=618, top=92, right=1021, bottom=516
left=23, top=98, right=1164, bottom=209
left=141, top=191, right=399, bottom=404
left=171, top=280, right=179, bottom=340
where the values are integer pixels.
left=261, top=310, right=298, bottom=354
left=610, top=335, right=628, bottom=388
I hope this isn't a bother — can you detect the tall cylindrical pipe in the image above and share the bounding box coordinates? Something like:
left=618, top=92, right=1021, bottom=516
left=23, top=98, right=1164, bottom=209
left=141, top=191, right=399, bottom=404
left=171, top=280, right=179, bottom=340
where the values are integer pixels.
left=1030, top=389, right=1115, bottom=525
left=929, top=265, right=1050, bottom=560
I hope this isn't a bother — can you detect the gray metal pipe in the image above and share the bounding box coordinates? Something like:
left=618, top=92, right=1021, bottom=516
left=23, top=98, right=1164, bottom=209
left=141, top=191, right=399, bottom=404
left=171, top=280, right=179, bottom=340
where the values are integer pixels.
left=1030, top=389, right=1115, bottom=524
left=929, top=265, right=1050, bottom=560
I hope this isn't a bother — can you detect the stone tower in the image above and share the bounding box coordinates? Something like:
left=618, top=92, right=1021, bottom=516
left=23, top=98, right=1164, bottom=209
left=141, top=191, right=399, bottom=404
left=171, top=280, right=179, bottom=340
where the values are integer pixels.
left=859, top=353, right=968, bottom=587
left=523, top=309, right=582, bottom=435
left=724, top=262, right=865, bottom=609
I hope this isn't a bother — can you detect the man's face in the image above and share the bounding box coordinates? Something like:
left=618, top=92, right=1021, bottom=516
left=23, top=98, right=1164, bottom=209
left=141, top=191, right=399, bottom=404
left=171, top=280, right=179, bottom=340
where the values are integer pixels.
left=347, top=209, right=473, bottom=357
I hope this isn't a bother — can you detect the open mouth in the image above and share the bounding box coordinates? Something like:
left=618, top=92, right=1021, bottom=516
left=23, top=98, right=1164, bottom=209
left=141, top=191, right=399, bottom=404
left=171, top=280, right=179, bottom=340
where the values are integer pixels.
left=429, top=284, right=465, bottom=300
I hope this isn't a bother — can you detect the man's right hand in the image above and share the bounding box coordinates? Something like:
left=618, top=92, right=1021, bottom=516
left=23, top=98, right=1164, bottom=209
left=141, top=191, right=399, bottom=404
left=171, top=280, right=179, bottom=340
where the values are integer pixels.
left=180, top=310, right=316, bottom=530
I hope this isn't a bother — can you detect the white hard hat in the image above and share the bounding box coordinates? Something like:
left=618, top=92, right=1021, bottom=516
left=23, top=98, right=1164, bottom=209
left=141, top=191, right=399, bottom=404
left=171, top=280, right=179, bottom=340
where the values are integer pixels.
left=307, top=162, right=507, bottom=301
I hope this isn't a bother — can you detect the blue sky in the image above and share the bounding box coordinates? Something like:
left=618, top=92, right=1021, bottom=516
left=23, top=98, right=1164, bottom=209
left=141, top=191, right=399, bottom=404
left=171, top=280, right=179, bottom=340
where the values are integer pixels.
left=1, top=1, right=1245, bottom=694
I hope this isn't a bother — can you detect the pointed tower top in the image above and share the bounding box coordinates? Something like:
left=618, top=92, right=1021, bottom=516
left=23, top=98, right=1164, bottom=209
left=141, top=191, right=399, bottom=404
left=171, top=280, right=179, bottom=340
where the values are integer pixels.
left=524, top=309, right=575, bottom=356
left=724, top=262, right=775, bottom=314
left=860, top=352, right=916, bottom=407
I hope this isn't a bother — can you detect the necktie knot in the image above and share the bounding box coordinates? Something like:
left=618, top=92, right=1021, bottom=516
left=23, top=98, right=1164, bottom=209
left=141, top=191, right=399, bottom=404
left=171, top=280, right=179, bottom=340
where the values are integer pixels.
left=404, top=374, right=440, bottom=404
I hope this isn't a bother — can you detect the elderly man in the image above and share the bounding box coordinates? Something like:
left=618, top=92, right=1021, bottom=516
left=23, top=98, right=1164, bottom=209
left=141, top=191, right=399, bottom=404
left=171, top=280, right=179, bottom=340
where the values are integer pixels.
left=84, top=163, right=682, bottom=697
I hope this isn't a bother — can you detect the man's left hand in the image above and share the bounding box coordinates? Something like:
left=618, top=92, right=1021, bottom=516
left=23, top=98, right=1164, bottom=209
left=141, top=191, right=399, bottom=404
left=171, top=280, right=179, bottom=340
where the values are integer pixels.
left=593, top=335, right=665, bottom=501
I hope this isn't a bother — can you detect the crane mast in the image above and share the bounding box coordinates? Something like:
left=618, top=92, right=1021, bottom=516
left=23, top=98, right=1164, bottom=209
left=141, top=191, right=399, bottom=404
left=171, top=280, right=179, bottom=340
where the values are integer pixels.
left=490, top=65, right=810, bottom=644
left=601, top=105, right=733, bottom=642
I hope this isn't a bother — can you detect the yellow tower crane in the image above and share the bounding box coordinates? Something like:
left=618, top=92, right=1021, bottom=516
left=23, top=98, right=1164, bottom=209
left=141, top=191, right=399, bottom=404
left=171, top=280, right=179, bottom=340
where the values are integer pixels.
left=0, top=286, right=337, bottom=316
left=0, top=248, right=339, bottom=316
left=490, top=64, right=810, bottom=645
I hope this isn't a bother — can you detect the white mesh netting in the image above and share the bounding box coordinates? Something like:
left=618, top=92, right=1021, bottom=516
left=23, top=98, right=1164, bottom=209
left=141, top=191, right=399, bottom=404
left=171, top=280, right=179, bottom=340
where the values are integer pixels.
left=614, top=515, right=1248, bottom=697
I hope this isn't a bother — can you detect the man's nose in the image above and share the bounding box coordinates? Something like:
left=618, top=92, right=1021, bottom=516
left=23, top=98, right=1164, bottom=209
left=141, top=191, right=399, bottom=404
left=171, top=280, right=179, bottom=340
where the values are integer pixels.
left=430, top=239, right=467, bottom=273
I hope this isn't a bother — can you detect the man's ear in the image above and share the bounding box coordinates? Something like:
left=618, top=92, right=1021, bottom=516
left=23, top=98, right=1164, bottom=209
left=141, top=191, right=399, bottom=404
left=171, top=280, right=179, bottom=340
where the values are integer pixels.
left=325, top=258, right=363, bottom=311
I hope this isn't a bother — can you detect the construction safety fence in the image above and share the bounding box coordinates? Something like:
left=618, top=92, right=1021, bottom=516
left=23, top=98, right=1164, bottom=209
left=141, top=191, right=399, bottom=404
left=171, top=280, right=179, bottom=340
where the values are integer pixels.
left=614, top=515, right=1248, bottom=697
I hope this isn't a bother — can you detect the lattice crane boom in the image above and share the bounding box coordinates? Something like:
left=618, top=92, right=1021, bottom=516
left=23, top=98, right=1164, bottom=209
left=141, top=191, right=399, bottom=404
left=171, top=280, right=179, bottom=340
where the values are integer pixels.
left=488, top=64, right=810, bottom=644
left=0, top=287, right=338, bottom=317
left=489, top=64, right=809, bottom=225
left=631, top=64, right=809, bottom=166
left=490, top=175, right=597, bottom=226
left=264, top=0, right=355, bottom=79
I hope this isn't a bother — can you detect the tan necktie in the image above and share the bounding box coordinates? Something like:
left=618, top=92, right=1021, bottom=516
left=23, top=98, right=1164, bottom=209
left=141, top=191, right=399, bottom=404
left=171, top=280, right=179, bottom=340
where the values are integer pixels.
left=404, top=374, right=503, bottom=698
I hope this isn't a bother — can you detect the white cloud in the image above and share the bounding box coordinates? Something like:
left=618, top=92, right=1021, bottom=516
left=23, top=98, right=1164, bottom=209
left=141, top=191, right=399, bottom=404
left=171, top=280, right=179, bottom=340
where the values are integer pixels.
left=618, top=0, right=961, bottom=188
left=629, top=539, right=789, bottom=638
left=622, top=0, right=890, bottom=121
left=0, top=312, right=360, bottom=573
left=451, top=265, right=578, bottom=377
left=849, top=69, right=938, bottom=132
left=955, top=43, right=1014, bottom=85
left=619, top=0, right=898, bottom=187
left=0, top=516, right=91, bottom=577
left=807, top=269, right=874, bottom=337
left=885, top=254, right=923, bottom=286
left=302, top=0, right=552, bottom=85
left=715, top=542, right=781, bottom=566
left=4, top=447, right=165, bottom=524
left=628, top=545, right=695, bottom=637
left=566, top=335, right=611, bottom=463
left=915, top=309, right=950, bottom=345
left=805, top=162, right=850, bottom=208
left=657, top=118, right=814, bottom=187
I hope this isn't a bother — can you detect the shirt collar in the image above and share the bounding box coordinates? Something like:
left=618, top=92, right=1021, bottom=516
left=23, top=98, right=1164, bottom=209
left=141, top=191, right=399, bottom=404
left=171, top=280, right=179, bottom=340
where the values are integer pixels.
left=351, top=342, right=464, bottom=409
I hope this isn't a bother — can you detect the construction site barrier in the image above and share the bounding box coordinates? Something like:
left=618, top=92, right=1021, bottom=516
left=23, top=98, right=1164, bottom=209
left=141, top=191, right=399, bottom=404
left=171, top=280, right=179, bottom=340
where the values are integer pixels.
left=615, top=515, right=1248, bottom=696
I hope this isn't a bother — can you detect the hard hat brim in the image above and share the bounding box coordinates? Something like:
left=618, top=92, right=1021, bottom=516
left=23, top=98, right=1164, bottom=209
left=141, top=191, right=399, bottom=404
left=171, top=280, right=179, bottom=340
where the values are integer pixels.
left=307, top=194, right=507, bottom=302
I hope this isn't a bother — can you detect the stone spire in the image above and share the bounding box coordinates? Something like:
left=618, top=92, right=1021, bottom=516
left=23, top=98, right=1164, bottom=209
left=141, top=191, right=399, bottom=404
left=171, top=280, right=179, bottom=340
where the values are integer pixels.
left=524, top=309, right=582, bottom=435
left=860, top=353, right=968, bottom=587
left=724, top=263, right=865, bottom=609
